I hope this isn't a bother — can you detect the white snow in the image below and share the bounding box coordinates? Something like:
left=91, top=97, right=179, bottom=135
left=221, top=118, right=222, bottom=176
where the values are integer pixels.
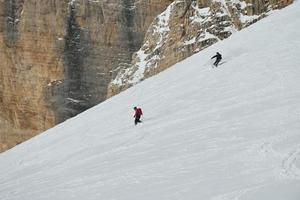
left=239, top=14, right=260, bottom=24
left=130, top=47, right=150, bottom=84
left=1, top=1, right=300, bottom=200
left=69, top=0, right=76, bottom=5
left=184, top=31, right=218, bottom=46
left=67, top=98, right=82, bottom=104
left=190, top=6, right=211, bottom=24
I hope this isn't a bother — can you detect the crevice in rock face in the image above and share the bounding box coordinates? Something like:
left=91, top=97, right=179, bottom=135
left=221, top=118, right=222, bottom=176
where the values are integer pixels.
left=47, top=3, right=93, bottom=123
left=64, top=4, right=85, bottom=94
left=3, top=0, right=24, bottom=47
left=62, top=4, right=93, bottom=121
left=181, top=0, right=193, bottom=18
left=121, top=0, right=142, bottom=53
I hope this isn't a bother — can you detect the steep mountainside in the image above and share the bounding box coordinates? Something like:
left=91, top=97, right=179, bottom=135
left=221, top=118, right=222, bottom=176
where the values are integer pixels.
left=0, top=0, right=293, bottom=152
left=107, top=0, right=293, bottom=97
left=0, top=0, right=172, bottom=152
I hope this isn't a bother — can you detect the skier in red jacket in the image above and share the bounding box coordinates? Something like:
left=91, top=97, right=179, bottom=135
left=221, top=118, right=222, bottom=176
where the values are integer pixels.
left=133, top=107, right=143, bottom=125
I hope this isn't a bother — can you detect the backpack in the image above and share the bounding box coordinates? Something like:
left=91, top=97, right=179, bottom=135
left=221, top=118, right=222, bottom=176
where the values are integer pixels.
left=136, top=108, right=143, bottom=116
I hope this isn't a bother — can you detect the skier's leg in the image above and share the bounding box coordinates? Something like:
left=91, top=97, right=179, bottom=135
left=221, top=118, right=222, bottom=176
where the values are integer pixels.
left=213, top=60, right=218, bottom=66
left=215, top=59, right=221, bottom=67
left=135, top=116, right=141, bottom=125
left=135, top=118, right=138, bottom=125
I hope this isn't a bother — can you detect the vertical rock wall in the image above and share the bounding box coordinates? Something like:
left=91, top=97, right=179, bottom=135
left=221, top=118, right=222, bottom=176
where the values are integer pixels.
left=0, top=0, right=68, bottom=152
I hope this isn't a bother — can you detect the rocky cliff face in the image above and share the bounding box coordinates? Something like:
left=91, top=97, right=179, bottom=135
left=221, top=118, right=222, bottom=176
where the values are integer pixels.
left=0, top=0, right=66, bottom=152
left=107, top=0, right=293, bottom=97
left=0, top=0, right=172, bottom=152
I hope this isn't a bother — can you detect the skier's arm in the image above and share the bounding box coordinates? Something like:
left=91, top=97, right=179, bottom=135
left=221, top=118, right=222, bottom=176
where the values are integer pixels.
left=211, top=55, right=216, bottom=59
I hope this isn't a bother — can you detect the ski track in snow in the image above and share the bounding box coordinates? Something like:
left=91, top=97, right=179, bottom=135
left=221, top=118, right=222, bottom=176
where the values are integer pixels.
left=281, top=147, right=300, bottom=179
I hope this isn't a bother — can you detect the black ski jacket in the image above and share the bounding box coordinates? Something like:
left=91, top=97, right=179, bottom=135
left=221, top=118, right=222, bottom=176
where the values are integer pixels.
left=212, top=53, right=222, bottom=60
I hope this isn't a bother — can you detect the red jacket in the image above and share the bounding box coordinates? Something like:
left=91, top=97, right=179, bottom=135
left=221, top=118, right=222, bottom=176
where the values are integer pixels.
left=134, top=108, right=143, bottom=117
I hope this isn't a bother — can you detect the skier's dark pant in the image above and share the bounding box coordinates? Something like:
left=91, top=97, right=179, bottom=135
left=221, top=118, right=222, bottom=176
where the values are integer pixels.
left=214, top=59, right=221, bottom=66
left=135, top=116, right=141, bottom=125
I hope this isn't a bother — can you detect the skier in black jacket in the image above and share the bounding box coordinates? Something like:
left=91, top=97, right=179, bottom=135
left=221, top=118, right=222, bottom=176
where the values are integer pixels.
left=211, top=52, right=222, bottom=67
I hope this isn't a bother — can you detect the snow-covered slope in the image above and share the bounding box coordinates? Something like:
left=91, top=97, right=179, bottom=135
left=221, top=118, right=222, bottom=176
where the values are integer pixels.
left=1, top=1, right=300, bottom=200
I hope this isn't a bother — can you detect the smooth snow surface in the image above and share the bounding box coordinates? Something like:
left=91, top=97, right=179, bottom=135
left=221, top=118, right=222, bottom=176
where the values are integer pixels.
left=1, top=2, right=300, bottom=200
